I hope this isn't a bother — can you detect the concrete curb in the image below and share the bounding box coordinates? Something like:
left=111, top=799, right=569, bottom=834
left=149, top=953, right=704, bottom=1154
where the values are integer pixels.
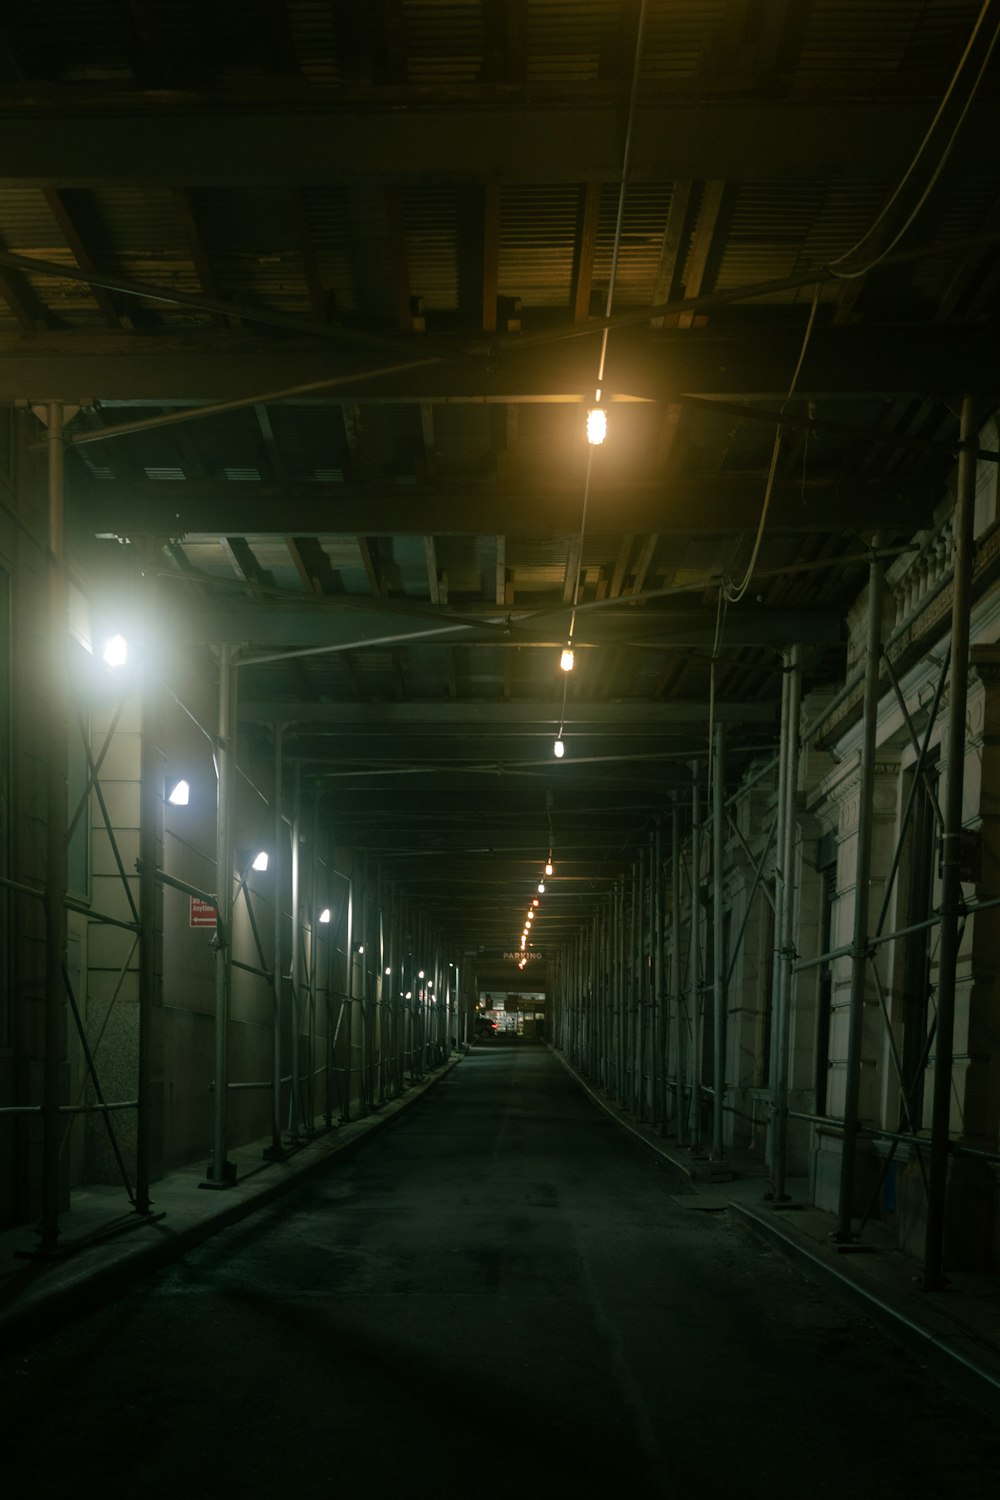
left=0, top=1054, right=463, bottom=1346
left=550, top=1045, right=1000, bottom=1416
left=730, top=1200, right=1000, bottom=1416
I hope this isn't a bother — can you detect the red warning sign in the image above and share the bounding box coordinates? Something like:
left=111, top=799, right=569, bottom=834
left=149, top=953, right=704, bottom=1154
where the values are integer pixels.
left=190, top=897, right=217, bottom=929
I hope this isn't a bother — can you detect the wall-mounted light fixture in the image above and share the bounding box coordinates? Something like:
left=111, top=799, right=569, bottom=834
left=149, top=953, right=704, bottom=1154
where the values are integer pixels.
left=102, top=633, right=129, bottom=669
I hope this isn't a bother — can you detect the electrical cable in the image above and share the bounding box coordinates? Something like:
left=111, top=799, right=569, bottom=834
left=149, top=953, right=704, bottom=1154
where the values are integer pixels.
left=829, top=0, right=1000, bottom=278
left=721, top=283, right=822, bottom=605
left=556, top=0, right=648, bottom=761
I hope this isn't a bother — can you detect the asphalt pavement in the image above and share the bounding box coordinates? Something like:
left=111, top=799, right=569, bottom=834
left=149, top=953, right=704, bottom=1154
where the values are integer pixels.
left=2, top=1044, right=999, bottom=1497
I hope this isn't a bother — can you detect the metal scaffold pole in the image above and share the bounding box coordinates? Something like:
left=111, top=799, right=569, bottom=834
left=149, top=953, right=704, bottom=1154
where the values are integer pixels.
left=41, top=401, right=68, bottom=1251
left=688, top=760, right=702, bottom=1146
left=837, top=551, right=884, bottom=1239
left=289, top=771, right=302, bottom=1140
left=711, top=721, right=726, bottom=1160
left=671, top=797, right=684, bottom=1143
left=654, top=818, right=665, bottom=1131
left=266, top=726, right=284, bottom=1157
left=638, top=844, right=649, bottom=1120
left=307, top=785, right=320, bottom=1132
left=772, top=644, right=802, bottom=1203
left=136, top=542, right=161, bottom=1215
left=208, top=643, right=236, bottom=1185
left=768, top=654, right=791, bottom=1153
left=925, top=394, right=977, bottom=1290
left=343, top=872, right=354, bottom=1116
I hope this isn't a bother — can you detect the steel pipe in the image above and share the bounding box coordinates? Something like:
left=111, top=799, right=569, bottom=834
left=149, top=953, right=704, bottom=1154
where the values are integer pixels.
left=268, top=725, right=284, bottom=1157
left=711, top=721, right=727, bottom=1159
left=688, top=760, right=702, bottom=1146
left=925, top=394, right=977, bottom=1290
left=208, top=644, right=236, bottom=1185
left=772, top=645, right=802, bottom=1202
left=670, top=797, right=684, bottom=1143
left=836, top=554, right=884, bottom=1239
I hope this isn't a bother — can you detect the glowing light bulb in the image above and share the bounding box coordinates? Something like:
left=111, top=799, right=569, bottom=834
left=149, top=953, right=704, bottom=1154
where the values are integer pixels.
left=537, top=882, right=545, bottom=894
left=532, top=898, right=539, bottom=908
left=545, top=861, right=553, bottom=876
left=251, top=851, right=268, bottom=872
left=554, top=738, right=565, bottom=759
left=560, top=647, right=575, bottom=672
left=319, top=908, right=331, bottom=923
left=167, top=779, right=190, bottom=807
left=586, top=407, right=607, bottom=446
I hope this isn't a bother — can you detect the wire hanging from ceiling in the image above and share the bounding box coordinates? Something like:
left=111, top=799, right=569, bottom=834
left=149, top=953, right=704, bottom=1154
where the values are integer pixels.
left=828, top=0, right=1000, bottom=281
left=555, top=0, right=649, bottom=758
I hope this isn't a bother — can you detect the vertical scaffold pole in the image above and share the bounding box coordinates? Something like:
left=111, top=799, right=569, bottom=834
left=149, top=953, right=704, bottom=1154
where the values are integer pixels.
left=136, top=542, right=161, bottom=1214
left=712, top=721, right=726, bottom=1159
left=614, top=888, right=622, bottom=1093
left=925, top=394, right=977, bottom=1290
left=639, top=841, right=650, bottom=1120
left=837, top=550, right=884, bottom=1239
left=768, top=656, right=791, bottom=1149
left=343, top=871, right=354, bottom=1117
left=41, top=402, right=68, bottom=1251
left=289, top=770, right=302, bottom=1140
left=671, top=797, right=684, bottom=1142
left=267, top=726, right=284, bottom=1156
left=654, top=818, right=665, bottom=1131
left=688, top=760, right=702, bottom=1145
left=307, top=784, right=319, bottom=1132
left=772, top=644, right=802, bottom=1202
left=208, top=643, right=236, bottom=1184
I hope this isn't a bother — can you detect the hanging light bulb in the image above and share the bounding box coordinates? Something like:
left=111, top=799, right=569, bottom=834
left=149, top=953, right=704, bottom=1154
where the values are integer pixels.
left=554, top=737, right=565, bottom=759
left=537, top=882, right=545, bottom=894
left=586, top=406, right=607, bottom=446
left=560, top=647, right=575, bottom=672
left=532, top=898, right=539, bottom=908
left=545, top=860, right=553, bottom=876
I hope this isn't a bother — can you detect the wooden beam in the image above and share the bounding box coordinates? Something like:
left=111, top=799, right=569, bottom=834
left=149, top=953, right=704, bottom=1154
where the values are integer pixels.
left=650, top=182, right=693, bottom=329
left=170, top=187, right=229, bottom=327
left=573, top=181, right=603, bottom=325
left=43, top=188, right=124, bottom=329
left=677, top=181, right=733, bottom=329
left=482, top=178, right=501, bottom=333
left=358, top=536, right=386, bottom=598
left=424, top=535, right=440, bottom=604
left=495, top=535, right=507, bottom=607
